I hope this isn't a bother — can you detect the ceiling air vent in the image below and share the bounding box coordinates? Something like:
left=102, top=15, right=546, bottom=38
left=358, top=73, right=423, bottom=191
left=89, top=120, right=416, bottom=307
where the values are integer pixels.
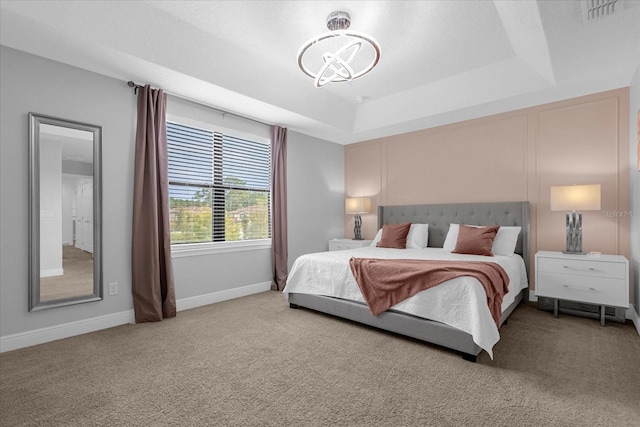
left=585, top=0, right=618, bottom=20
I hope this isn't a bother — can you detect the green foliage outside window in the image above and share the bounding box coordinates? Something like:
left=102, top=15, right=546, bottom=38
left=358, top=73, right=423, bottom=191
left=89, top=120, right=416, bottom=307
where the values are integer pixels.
left=169, top=178, right=270, bottom=244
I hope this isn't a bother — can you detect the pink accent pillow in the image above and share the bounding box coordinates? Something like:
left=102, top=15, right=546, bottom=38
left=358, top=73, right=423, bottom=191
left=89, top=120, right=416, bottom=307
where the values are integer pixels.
left=376, top=222, right=412, bottom=249
left=452, top=225, right=500, bottom=256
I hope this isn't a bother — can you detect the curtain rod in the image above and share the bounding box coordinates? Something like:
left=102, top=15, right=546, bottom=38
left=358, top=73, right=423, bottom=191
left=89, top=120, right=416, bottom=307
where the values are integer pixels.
left=126, top=80, right=272, bottom=128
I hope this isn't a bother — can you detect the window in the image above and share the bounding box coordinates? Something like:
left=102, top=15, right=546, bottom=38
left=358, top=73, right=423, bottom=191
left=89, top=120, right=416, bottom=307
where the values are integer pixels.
left=167, top=121, right=271, bottom=245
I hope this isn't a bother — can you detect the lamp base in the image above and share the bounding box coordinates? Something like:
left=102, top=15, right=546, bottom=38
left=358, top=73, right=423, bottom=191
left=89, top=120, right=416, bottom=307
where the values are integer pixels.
left=353, top=215, right=363, bottom=240
left=565, top=211, right=583, bottom=254
left=562, top=251, right=586, bottom=255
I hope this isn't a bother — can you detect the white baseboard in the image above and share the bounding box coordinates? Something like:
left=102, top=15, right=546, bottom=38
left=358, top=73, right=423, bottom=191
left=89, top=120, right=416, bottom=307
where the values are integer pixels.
left=0, top=281, right=273, bottom=353
left=528, top=290, right=538, bottom=302
left=176, top=281, right=272, bottom=311
left=627, top=305, right=640, bottom=336
left=41, top=268, right=64, bottom=278
left=0, top=309, right=135, bottom=353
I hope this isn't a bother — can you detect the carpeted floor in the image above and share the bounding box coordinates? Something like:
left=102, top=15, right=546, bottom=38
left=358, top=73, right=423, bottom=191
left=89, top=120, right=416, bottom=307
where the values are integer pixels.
left=40, top=245, right=94, bottom=301
left=1, top=291, right=638, bottom=426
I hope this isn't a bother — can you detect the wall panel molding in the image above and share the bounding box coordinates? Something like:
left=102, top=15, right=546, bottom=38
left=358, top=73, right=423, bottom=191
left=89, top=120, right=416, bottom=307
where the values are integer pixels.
left=345, top=88, right=631, bottom=291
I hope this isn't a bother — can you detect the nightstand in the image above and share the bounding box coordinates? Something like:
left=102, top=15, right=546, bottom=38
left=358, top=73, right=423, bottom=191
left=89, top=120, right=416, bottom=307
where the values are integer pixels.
left=329, top=238, right=372, bottom=251
left=535, top=251, right=629, bottom=326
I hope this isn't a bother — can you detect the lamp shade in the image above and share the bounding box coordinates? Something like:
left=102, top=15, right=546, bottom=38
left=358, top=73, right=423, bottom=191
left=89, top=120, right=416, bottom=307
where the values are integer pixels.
left=345, top=197, right=371, bottom=214
left=550, top=184, right=601, bottom=211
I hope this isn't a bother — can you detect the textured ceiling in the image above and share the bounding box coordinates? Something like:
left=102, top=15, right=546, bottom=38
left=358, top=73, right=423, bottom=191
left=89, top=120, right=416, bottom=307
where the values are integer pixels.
left=1, top=0, right=639, bottom=144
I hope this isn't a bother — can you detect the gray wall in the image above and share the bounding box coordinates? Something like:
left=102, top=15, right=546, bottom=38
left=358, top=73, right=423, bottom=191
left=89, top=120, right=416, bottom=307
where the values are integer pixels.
left=1, top=46, right=136, bottom=337
left=287, top=131, right=345, bottom=269
left=0, top=46, right=344, bottom=339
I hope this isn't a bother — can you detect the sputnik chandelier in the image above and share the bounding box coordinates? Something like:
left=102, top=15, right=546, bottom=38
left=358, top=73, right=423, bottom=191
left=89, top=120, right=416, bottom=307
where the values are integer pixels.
left=297, top=11, right=381, bottom=88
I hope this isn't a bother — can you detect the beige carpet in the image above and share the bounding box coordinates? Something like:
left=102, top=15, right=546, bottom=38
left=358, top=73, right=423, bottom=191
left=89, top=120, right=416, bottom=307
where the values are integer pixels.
left=1, top=291, right=638, bottom=426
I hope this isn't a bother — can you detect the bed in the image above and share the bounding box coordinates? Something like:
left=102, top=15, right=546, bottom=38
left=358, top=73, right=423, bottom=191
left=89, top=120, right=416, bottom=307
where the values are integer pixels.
left=284, top=201, right=530, bottom=362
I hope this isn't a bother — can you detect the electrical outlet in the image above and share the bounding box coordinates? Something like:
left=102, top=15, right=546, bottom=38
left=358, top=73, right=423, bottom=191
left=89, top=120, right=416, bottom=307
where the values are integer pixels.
left=108, top=282, right=118, bottom=296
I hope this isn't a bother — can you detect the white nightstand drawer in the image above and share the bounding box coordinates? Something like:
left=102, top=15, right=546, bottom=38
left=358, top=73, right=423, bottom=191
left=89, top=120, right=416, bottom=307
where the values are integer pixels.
left=330, top=242, right=358, bottom=251
left=329, top=239, right=372, bottom=251
left=535, top=251, right=630, bottom=325
left=537, top=272, right=628, bottom=307
left=537, top=257, right=626, bottom=280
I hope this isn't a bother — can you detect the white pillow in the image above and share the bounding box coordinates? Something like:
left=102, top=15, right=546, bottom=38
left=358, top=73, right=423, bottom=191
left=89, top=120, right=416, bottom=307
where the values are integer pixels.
left=491, top=226, right=522, bottom=256
left=370, top=223, right=429, bottom=249
left=406, top=223, right=429, bottom=249
left=370, top=228, right=383, bottom=246
left=442, top=224, right=461, bottom=251
left=443, top=224, right=521, bottom=256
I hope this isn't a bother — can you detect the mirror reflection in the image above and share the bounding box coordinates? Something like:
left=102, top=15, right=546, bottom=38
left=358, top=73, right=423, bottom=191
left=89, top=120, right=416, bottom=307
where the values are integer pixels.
left=29, top=113, right=102, bottom=311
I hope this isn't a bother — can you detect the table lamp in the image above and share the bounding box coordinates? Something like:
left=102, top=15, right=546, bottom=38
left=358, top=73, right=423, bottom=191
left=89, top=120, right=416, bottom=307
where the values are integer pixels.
left=345, top=197, right=371, bottom=240
left=550, top=184, right=601, bottom=254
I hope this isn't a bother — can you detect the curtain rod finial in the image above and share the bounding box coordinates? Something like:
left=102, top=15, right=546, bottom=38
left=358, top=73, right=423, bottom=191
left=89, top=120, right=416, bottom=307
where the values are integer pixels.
left=127, top=80, right=141, bottom=94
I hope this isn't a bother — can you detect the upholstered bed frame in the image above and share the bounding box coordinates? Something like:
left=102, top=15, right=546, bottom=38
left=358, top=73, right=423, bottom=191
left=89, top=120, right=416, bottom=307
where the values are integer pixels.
left=288, top=201, right=530, bottom=362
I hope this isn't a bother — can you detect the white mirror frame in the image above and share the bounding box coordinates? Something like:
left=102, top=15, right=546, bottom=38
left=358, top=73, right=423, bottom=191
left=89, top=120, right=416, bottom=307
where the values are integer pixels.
left=28, top=113, right=103, bottom=311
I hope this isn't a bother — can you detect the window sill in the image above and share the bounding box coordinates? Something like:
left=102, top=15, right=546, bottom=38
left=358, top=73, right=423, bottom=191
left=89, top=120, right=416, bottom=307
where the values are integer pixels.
left=171, top=239, right=271, bottom=258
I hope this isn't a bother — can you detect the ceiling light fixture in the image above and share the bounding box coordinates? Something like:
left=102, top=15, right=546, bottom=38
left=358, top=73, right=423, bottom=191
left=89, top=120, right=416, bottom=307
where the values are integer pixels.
left=297, top=11, right=381, bottom=88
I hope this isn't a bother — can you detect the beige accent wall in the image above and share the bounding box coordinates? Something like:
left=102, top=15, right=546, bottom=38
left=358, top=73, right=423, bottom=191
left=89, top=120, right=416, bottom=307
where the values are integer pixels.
left=345, top=88, right=630, bottom=291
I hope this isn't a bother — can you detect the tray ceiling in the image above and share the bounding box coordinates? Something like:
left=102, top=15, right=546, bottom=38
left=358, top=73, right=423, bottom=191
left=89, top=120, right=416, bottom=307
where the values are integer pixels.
left=1, top=1, right=638, bottom=144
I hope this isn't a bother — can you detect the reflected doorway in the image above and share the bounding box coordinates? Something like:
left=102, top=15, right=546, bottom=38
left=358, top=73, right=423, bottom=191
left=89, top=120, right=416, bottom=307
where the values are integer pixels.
left=40, top=174, right=93, bottom=302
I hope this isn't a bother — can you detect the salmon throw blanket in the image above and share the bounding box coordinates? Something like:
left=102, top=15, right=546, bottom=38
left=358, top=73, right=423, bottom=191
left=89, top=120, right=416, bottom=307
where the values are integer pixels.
left=348, top=258, right=510, bottom=326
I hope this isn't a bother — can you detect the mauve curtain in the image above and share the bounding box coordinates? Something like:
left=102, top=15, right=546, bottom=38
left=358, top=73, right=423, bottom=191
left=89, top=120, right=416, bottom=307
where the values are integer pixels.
left=271, top=125, right=288, bottom=290
left=131, top=85, right=176, bottom=322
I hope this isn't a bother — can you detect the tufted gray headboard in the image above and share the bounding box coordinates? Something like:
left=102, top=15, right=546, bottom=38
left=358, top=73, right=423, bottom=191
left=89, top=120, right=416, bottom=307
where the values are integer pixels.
left=378, top=201, right=530, bottom=274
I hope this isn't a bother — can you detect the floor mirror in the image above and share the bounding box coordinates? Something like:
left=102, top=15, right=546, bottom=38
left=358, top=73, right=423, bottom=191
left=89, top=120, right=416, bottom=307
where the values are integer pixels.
left=29, top=113, right=103, bottom=311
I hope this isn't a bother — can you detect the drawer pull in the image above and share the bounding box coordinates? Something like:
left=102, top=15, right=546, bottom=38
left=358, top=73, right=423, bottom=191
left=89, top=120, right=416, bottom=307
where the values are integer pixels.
left=562, top=284, right=597, bottom=292
left=562, top=265, right=598, bottom=272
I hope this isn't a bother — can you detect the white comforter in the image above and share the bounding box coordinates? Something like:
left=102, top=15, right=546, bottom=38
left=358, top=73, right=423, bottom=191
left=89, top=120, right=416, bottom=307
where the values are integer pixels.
left=283, top=247, right=528, bottom=358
